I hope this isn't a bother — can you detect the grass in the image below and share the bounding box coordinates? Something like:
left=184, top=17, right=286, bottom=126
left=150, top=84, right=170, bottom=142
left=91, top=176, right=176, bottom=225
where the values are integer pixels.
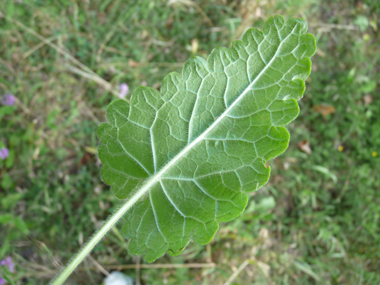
left=0, top=0, right=379, bottom=284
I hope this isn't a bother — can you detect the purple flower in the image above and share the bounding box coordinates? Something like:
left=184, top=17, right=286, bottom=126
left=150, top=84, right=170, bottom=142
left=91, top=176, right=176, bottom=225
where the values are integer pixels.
left=0, top=148, right=9, bottom=160
left=118, top=83, right=129, bottom=99
left=0, top=257, right=15, bottom=273
left=0, top=274, right=5, bottom=285
left=1, top=94, right=16, bottom=106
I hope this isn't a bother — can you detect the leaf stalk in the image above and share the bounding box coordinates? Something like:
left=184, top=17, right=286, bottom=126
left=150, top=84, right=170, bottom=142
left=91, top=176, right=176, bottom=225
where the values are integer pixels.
left=50, top=185, right=147, bottom=284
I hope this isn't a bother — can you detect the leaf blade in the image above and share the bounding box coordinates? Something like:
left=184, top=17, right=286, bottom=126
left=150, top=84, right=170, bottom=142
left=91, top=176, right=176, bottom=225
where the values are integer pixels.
left=98, top=15, right=316, bottom=262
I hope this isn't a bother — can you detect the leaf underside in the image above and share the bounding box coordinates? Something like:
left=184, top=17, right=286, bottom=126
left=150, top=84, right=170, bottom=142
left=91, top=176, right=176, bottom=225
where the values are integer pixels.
left=97, top=15, right=316, bottom=262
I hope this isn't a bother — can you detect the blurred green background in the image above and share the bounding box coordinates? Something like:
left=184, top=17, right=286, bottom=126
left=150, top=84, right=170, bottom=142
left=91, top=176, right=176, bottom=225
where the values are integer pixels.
left=0, top=0, right=379, bottom=284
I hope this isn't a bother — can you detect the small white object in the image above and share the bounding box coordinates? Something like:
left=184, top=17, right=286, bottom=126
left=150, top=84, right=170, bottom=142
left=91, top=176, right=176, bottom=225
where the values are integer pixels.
left=104, top=271, right=134, bottom=285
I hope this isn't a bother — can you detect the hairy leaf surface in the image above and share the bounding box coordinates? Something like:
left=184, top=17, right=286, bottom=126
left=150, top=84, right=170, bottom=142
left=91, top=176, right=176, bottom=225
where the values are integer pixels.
left=98, top=15, right=316, bottom=262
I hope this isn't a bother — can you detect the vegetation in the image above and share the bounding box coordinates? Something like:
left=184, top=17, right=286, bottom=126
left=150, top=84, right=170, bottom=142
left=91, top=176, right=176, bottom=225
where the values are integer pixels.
left=0, top=1, right=379, bottom=284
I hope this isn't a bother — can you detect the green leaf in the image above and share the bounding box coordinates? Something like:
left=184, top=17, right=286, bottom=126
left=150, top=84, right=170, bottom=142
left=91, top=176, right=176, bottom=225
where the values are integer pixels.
left=5, top=149, right=15, bottom=168
left=1, top=173, right=13, bottom=190
left=98, top=15, right=316, bottom=262
left=1, top=193, right=23, bottom=210
left=6, top=1, right=15, bottom=19
left=0, top=106, right=15, bottom=122
left=12, top=216, right=29, bottom=234
left=0, top=214, right=13, bottom=224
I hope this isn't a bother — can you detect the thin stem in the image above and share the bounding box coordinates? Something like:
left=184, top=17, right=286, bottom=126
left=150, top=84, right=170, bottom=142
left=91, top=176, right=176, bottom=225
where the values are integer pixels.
left=51, top=186, right=148, bottom=285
